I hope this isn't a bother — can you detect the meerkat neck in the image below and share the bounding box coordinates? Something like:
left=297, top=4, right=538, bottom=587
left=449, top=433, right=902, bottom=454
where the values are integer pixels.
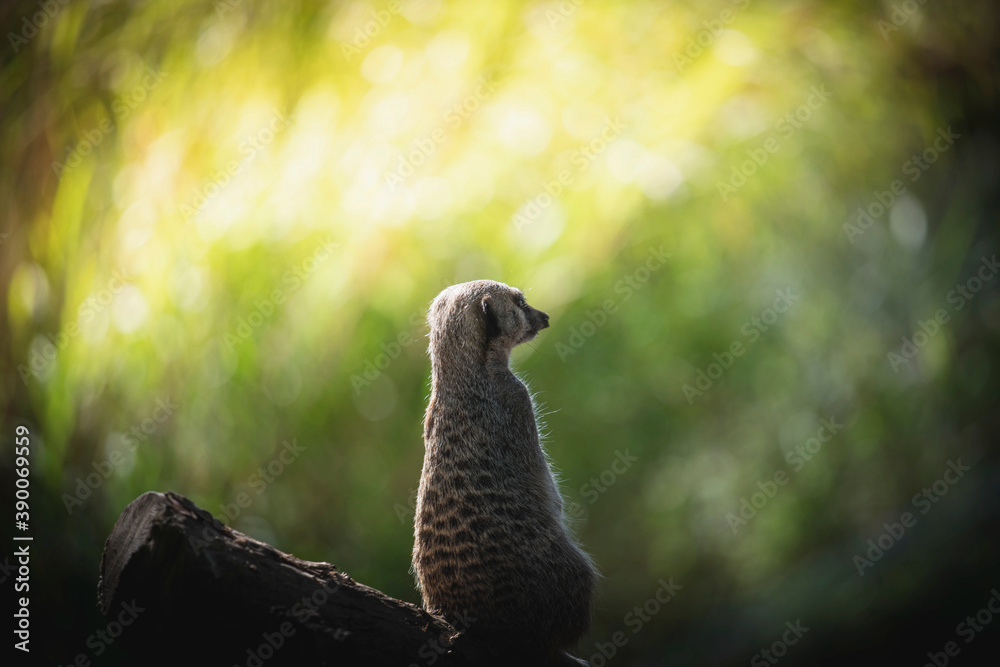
left=429, top=342, right=510, bottom=385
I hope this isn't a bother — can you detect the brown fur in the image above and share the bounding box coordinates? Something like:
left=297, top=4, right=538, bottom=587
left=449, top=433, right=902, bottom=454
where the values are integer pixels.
left=413, top=280, right=596, bottom=658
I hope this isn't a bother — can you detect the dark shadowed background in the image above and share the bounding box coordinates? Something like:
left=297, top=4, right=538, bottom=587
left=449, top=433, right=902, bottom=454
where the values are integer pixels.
left=1, top=0, right=999, bottom=665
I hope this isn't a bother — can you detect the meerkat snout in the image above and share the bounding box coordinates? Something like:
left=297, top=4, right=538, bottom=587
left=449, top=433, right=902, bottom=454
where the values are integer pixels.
left=527, top=306, right=549, bottom=332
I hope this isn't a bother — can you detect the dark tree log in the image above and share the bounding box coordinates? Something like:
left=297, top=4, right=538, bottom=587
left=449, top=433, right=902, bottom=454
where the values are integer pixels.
left=98, top=491, right=587, bottom=667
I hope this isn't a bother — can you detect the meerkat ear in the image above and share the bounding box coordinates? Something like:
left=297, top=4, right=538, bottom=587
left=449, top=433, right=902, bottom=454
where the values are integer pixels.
left=481, top=295, right=501, bottom=339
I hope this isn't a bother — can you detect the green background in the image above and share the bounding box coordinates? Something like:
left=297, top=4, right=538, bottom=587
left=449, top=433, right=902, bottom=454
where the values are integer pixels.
left=1, top=0, right=998, bottom=664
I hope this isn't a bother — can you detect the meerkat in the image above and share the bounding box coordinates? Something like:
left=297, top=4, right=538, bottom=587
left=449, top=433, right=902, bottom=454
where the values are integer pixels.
left=413, top=280, right=597, bottom=663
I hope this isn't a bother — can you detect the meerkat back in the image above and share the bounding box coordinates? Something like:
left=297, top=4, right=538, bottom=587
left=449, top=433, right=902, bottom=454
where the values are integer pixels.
left=412, top=280, right=597, bottom=664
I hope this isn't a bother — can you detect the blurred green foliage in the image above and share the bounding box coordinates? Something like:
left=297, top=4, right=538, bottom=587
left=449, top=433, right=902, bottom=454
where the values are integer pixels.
left=1, top=0, right=998, bottom=664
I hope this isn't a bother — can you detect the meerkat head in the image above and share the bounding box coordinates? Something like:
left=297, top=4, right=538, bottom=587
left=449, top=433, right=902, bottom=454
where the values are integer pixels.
left=428, top=280, right=549, bottom=365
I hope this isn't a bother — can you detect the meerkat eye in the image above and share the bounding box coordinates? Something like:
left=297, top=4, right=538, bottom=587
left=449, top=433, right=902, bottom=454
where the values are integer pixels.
left=517, top=294, right=527, bottom=309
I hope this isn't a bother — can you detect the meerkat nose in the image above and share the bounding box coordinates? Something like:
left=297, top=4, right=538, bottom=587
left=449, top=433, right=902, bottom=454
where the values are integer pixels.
left=538, top=310, right=550, bottom=330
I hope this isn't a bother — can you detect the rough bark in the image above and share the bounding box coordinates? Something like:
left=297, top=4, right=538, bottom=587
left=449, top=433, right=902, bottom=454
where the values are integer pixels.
left=98, top=491, right=586, bottom=666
